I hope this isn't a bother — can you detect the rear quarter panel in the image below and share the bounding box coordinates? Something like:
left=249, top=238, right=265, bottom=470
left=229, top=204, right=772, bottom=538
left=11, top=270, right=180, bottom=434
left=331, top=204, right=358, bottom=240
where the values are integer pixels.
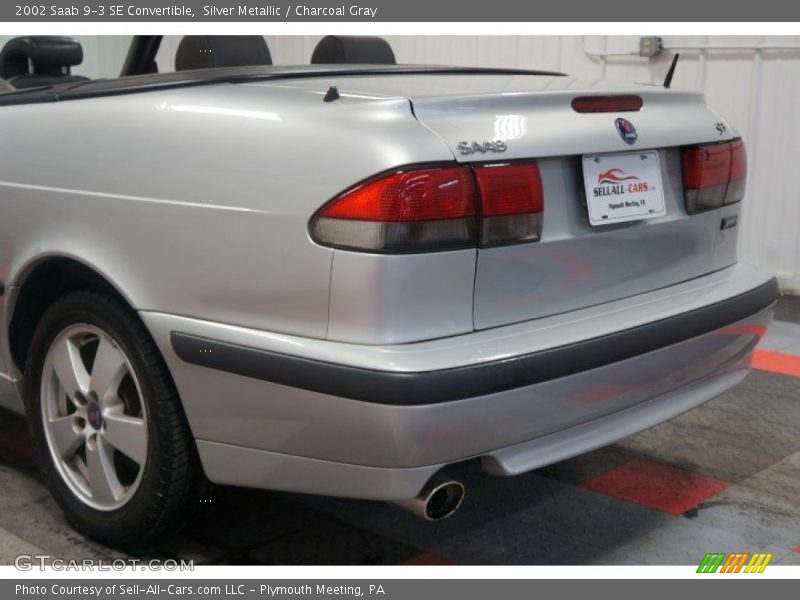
left=0, top=83, right=457, bottom=380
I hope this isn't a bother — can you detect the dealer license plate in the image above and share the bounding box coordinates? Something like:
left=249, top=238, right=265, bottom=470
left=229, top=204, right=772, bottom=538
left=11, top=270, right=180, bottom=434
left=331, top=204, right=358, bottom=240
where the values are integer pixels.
left=582, top=151, right=666, bottom=226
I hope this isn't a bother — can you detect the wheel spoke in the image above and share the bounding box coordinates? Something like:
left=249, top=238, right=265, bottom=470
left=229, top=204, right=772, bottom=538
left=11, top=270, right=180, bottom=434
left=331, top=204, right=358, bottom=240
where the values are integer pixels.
left=103, top=413, right=147, bottom=465
left=75, top=455, right=90, bottom=484
left=48, top=416, right=84, bottom=460
left=51, top=336, right=90, bottom=400
left=86, top=437, right=123, bottom=504
left=90, top=337, right=127, bottom=403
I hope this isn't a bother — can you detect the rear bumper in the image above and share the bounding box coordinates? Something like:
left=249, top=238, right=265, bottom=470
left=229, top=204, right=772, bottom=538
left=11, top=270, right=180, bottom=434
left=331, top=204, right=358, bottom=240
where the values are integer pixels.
left=171, top=277, right=776, bottom=405
left=194, top=366, right=752, bottom=500
left=140, top=263, right=777, bottom=500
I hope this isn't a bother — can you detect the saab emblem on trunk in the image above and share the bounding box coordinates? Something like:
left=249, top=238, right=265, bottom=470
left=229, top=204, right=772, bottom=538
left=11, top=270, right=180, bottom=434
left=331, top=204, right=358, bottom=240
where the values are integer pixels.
left=457, top=140, right=507, bottom=155
left=615, top=118, right=638, bottom=145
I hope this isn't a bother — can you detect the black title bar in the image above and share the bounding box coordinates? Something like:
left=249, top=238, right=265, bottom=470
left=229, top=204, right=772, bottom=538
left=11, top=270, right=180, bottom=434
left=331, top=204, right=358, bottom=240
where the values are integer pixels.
left=4, top=0, right=800, bottom=21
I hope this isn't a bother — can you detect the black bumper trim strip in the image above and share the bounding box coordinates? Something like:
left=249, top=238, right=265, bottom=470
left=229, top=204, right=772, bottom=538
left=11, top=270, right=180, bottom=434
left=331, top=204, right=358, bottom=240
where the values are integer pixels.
left=171, top=277, right=778, bottom=406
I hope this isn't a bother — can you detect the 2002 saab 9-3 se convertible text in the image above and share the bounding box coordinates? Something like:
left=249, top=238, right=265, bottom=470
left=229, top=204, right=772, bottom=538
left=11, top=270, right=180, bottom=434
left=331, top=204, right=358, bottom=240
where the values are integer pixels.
left=0, top=35, right=777, bottom=544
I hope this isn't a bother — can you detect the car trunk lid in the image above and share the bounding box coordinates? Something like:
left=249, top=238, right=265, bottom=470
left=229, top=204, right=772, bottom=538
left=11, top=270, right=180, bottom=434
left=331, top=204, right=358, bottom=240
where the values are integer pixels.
left=408, top=82, right=738, bottom=329
left=251, top=73, right=742, bottom=338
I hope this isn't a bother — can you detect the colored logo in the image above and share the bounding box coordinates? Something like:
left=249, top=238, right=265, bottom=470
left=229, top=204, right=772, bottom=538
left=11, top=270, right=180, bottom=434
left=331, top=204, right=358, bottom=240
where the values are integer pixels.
left=697, top=552, right=773, bottom=574
left=87, top=403, right=103, bottom=430
left=615, top=118, right=638, bottom=145
left=597, top=168, right=640, bottom=185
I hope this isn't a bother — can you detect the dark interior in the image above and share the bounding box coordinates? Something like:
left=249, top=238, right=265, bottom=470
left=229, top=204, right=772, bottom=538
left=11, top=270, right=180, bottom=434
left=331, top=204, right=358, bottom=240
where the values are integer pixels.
left=0, top=36, right=88, bottom=89
left=0, top=34, right=563, bottom=103
left=310, top=35, right=397, bottom=64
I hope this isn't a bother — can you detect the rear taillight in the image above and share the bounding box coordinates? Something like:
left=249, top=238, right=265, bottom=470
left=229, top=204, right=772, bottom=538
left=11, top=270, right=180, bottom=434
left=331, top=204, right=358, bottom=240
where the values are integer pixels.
left=474, top=163, right=544, bottom=246
left=681, top=139, right=747, bottom=214
left=571, top=95, right=643, bottom=113
left=726, top=139, right=747, bottom=205
left=310, top=167, right=477, bottom=253
left=310, top=163, right=544, bottom=253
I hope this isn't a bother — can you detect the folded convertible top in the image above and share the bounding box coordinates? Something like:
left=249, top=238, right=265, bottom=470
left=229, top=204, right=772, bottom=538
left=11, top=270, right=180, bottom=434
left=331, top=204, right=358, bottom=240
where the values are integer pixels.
left=0, top=64, right=565, bottom=106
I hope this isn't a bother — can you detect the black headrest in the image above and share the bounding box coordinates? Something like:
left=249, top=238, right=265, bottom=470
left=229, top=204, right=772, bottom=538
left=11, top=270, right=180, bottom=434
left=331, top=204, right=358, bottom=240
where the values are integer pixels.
left=0, top=36, right=83, bottom=79
left=175, top=36, right=272, bottom=71
left=311, top=36, right=396, bottom=65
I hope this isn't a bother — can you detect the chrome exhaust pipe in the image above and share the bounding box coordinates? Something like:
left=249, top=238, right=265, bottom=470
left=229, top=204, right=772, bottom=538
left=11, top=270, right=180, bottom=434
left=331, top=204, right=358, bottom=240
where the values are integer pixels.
left=393, top=476, right=465, bottom=521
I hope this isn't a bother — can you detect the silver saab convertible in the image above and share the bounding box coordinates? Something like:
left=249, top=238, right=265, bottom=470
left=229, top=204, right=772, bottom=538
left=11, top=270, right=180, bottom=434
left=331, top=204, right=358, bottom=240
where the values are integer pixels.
left=0, top=35, right=777, bottom=544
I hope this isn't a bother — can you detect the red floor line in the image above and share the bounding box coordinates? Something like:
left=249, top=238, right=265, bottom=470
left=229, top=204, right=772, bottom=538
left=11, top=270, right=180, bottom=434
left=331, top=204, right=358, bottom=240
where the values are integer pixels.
left=753, top=349, right=800, bottom=378
left=579, top=458, right=731, bottom=516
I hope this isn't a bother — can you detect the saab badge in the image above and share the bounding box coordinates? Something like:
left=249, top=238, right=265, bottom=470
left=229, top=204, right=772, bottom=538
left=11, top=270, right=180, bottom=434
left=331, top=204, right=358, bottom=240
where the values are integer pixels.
left=457, top=140, right=508, bottom=155
left=615, top=118, right=638, bottom=145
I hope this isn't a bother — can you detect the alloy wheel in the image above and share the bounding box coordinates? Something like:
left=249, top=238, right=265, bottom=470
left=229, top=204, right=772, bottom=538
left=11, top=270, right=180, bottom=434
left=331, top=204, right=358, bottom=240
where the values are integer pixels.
left=40, top=324, right=148, bottom=511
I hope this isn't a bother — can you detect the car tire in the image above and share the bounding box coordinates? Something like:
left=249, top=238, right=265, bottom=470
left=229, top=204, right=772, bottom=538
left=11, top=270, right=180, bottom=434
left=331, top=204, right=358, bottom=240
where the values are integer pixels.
left=24, top=290, right=204, bottom=546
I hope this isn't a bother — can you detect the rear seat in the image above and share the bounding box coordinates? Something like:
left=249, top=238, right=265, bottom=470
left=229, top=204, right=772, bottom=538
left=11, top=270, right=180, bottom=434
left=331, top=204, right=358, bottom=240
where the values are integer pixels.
left=175, top=36, right=272, bottom=70
left=0, top=36, right=88, bottom=89
left=310, top=36, right=396, bottom=64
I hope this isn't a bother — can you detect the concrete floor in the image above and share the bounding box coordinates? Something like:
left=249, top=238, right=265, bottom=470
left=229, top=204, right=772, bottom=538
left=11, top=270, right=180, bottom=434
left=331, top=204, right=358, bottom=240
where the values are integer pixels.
left=1, top=296, right=799, bottom=566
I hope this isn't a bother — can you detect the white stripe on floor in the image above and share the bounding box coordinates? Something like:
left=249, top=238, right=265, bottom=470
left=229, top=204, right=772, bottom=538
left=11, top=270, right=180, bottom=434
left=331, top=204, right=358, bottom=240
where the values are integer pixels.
left=0, top=526, right=43, bottom=565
